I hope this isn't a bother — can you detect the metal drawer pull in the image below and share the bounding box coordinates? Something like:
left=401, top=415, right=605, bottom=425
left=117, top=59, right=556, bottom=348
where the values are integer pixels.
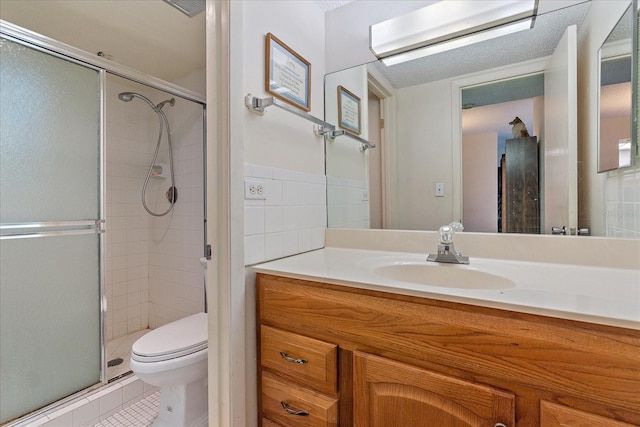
left=280, top=351, right=308, bottom=364
left=494, top=424, right=507, bottom=427
left=281, top=401, right=309, bottom=416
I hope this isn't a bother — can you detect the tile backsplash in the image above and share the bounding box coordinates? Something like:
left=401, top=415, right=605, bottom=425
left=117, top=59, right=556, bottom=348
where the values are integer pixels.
left=605, top=166, right=640, bottom=239
left=244, top=164, right=326, bottom=265
left=327, top=175, right=370, bottom=229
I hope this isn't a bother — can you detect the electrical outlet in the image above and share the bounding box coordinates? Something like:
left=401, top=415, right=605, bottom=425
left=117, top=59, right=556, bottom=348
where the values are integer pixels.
left=435, top=182, right=445, bottom=197
left=362, top=189, right=369, bottom=201
left=244, top=179, right=266, bottom=200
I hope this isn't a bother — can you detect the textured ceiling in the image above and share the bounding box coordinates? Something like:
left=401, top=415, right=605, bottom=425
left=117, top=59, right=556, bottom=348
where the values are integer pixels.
left=314, top=0, right=355, bottom=12
left=370, top=1, right=592, bottom=89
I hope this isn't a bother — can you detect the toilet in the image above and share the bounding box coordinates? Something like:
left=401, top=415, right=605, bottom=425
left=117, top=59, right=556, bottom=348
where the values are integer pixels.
left=130, top=312, right=208, bottom=427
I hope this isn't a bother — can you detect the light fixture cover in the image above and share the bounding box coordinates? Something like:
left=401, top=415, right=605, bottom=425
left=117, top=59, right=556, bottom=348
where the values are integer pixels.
left=370, top=0, right=537, bottom=63
left=163, top=0, right=205, bottom=17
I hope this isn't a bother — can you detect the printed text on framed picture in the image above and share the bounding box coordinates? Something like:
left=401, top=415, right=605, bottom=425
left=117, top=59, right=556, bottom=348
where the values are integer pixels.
left=265, top=33, right=311, bottom=111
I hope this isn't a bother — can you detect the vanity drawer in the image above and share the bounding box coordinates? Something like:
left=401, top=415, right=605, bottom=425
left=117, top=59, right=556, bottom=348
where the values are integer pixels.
left=262, top=372, right=338, bottom=427
left=261, top=325, right=338, bottom=394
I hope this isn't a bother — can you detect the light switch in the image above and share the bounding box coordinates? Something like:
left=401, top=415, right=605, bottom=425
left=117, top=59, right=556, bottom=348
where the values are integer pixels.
left=435, top=182, right=445, bottom=197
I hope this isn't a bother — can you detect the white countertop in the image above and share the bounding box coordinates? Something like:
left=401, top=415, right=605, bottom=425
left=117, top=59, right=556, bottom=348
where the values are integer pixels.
left=252, top=247, right=640, bottom=330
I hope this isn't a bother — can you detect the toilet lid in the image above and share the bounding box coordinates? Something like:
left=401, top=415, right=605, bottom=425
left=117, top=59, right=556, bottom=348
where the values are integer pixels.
left=131, top=312, right=207, bottom=362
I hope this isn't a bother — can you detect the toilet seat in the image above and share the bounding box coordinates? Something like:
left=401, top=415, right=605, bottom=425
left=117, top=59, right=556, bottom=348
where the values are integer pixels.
left=132, top=312, right=207, bottom=363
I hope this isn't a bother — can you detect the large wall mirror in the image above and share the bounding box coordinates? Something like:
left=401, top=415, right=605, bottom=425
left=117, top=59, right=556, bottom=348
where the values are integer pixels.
left=324, top=0, right=640, bottom=239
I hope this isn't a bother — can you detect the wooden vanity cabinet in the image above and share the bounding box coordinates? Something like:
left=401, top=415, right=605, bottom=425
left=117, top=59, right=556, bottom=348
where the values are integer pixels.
left=256, top=273, right=640, bottom=427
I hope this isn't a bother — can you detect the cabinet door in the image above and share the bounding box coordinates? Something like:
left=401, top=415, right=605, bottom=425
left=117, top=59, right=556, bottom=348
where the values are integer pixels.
left=540, top=401, right=636, bottom=427
left=353, top=352, right=514, bottom=427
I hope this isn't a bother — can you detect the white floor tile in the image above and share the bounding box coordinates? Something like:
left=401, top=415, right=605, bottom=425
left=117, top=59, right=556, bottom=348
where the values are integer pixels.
left=92, top=392, right=159, bottom=427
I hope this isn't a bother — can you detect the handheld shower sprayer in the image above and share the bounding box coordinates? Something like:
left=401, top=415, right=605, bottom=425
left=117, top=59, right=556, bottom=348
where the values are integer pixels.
left=118, top=92, right=174, bottom=112
left=118, top=91, right=177, bottom=216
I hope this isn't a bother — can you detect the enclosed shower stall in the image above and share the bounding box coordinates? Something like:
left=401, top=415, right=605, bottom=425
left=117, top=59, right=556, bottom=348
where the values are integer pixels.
left=0, top=23, right=206, bottom=425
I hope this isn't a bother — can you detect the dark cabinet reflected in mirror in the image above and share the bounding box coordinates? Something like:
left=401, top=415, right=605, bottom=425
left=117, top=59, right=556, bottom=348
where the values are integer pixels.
left=324, top=0, right=639, bottom=239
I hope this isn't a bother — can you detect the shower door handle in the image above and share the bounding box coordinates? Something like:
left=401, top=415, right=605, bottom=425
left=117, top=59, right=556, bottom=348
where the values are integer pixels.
left=0, top=220, right=104, bottom=239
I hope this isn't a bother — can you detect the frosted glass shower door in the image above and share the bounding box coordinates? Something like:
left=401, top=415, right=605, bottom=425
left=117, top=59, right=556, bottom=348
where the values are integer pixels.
left=0, top=36, right=103, bottom=424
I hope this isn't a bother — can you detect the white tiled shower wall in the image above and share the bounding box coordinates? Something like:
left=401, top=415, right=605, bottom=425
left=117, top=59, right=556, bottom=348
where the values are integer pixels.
left=244, top=164, right=326, bottom=265
left=104, top=76, right=205, bottom=341
left=605, top=165, right=640, bottom=238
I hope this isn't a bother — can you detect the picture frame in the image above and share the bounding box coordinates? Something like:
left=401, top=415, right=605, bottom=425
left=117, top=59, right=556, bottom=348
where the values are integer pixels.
left=265, top=33, right=311, bottom=112
left=337, top=85, right=361, bottom=135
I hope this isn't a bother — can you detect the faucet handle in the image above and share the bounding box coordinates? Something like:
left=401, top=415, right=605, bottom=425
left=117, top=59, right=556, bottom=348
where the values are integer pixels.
left=438, top=225, right=455, bottom=245
left=448, top=221, right=464, bottom=232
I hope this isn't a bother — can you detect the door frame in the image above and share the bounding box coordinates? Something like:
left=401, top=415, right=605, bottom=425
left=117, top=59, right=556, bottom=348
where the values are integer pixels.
left=451, top=57, right=552, bottom=226
left=367, top=69, right=396, bottom=229
left=0, top=19, right=207, bottom=425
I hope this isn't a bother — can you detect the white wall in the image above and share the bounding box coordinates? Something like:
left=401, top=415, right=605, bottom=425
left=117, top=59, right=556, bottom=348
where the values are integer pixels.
left=173, top=68, right=206, bottom=97
left=241, top=1, right=326, bottom=174
left=229, top=1, right=327, bottom=426
left=240, top=1, right=328, bottom=264
left=462, top=132, right=498, bottom=232
left=394, top=78, right=457, bottom=230
left=600, top=114, right=632, bottom=170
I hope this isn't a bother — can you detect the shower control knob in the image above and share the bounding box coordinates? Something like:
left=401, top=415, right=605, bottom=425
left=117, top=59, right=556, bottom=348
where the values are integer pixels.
left=166, top=186, right=178, bottom=203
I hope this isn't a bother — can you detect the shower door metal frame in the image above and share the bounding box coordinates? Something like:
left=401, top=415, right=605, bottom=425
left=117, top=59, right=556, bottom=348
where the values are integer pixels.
left=0, top=18, right=205, bottom=426
left=0, top=34, right=107, bottom=424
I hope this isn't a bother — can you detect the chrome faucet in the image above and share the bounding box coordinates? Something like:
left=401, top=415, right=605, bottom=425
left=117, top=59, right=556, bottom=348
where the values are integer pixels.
left=427, top=224, right=469, bottom=264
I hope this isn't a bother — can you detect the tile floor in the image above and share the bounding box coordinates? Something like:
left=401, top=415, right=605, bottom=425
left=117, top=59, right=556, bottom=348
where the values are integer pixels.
left=107, top=330, right=150, bottom=381
left=92, top=391, right=159, bottom=427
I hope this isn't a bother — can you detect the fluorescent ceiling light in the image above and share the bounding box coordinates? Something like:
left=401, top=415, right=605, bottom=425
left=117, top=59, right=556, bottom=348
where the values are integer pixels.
left=371, top=0, right=538, bottom=66
left=381, top=19, right=533, bottom=66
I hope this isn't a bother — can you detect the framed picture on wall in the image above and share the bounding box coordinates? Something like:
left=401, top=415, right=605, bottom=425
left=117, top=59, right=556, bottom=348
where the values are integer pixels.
left=265, top=33, right=311, bottom=111
left=337, top=85, right=361, bottom=135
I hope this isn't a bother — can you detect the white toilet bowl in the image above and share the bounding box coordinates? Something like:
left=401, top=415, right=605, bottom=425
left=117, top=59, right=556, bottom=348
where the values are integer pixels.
left=130, top=312, right=208, bottom=427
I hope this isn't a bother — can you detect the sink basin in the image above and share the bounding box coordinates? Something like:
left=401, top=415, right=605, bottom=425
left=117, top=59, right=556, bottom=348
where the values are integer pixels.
left=373, top=263, right=516, bottom=289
